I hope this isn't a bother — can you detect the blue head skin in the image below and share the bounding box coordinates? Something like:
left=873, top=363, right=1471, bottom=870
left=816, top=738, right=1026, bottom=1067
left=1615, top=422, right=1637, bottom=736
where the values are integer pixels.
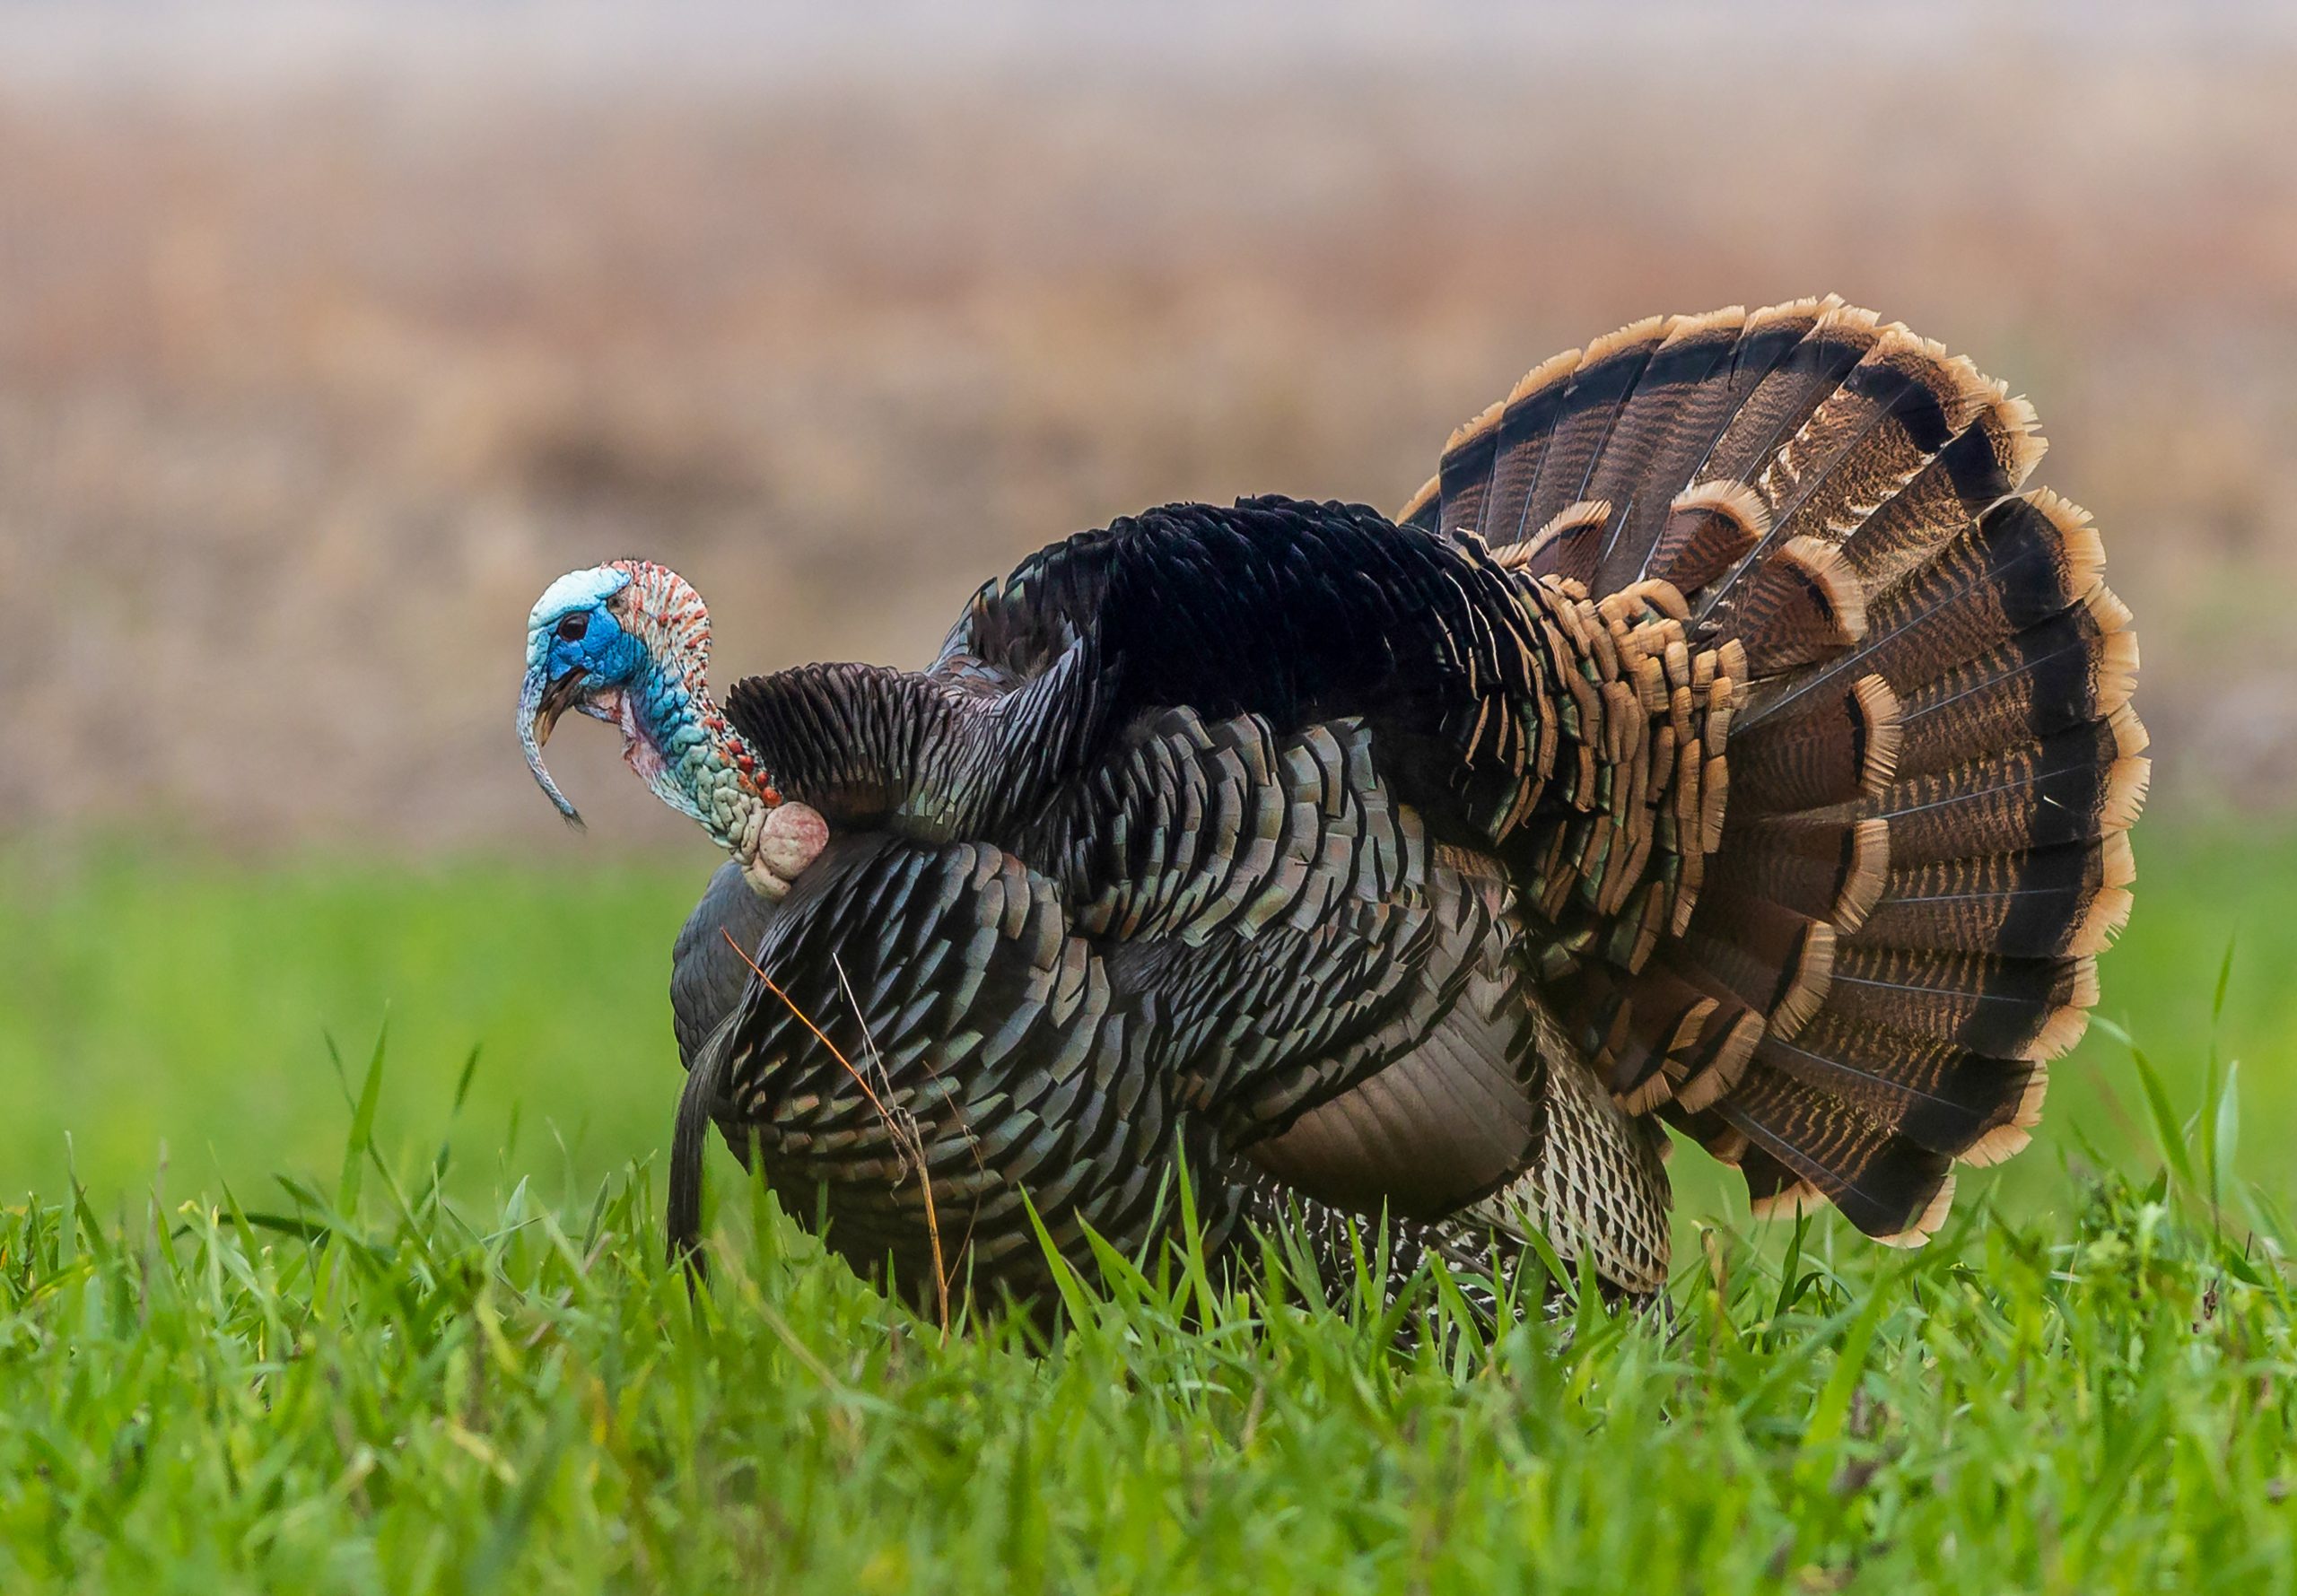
left=519, top=565, right=646, bottom=829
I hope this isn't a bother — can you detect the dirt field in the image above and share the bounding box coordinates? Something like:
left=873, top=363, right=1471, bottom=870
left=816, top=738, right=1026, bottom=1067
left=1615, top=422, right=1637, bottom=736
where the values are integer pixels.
left=6, top=5, right=2294, bottom=854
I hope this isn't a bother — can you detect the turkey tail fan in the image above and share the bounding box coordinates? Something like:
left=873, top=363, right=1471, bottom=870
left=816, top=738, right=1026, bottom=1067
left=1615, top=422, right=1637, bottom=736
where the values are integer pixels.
left=1703, top=481, right=2143, bottom=1246
left=1404, top=299, right=2144, bottom=1246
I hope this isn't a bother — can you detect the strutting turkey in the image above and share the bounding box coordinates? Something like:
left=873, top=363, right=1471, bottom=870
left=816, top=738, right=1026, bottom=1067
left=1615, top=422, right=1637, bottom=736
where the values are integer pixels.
left=518, top=298, right=2146, bottom=1315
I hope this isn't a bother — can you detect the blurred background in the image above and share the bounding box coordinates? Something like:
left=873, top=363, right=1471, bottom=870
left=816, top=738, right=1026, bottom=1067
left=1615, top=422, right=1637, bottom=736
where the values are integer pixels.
left=4, top=2, right=2293, bottom=1230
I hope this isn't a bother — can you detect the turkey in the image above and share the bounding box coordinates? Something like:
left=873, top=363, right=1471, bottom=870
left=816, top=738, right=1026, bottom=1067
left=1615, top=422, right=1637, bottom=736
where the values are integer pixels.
left=518, top=298, right=2145, bottom=1316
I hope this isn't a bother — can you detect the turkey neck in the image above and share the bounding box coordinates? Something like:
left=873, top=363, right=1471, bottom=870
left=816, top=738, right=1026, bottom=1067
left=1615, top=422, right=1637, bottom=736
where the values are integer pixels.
left=628, top=655, right=776, bottom=857
left=609, top=562, right=780, bottom=863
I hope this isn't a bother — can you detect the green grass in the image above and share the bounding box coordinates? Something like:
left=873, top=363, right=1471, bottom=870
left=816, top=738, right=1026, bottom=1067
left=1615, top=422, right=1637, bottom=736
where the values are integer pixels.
left=0, top=849, right=703, bottom=1208
left=4, top=823, right=2296, bottom=1592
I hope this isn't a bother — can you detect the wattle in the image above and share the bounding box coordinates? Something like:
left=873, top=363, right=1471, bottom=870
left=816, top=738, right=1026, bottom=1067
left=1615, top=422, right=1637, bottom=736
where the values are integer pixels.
left=616, top=691, right=673, bottom=784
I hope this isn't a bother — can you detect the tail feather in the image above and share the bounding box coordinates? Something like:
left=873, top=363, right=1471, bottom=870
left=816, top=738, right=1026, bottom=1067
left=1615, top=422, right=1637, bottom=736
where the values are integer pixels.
left=1719, top=1064, right=1956, bottom=1242
left=1691, top=301, right=1878, bottom=510
left=1674, top=899, right=1835, bottom=1039
left=1516, top=318, right=1669, bottom=542
left=1896, top=604, right=2138, bottom=781
left=1734, top=536, right=1872, bottom=674
left=1870, top=706, right=2148, bottom=867
left=1584, top=310, right=1751, bottom=561
left=1748, top=338, right=1997, bottom=560
left=1403, top=298, right=2145, bottom=1246
left=1840, top=394, right=2047, bottom=594
left=1754, top=1016, right=2037, bottom=1159
left=1646, top=479, right=1771, bottom=595
left=1693, top=324, right=1993, bottom=632
left=1728, top=673, right=1902, bottom=811
left=1857, top=833, right=2135, bottom=959
left=1738, top=490, right=2104, bottom=738
left=1703, top=815, right=1890, bottom=933
left=1824, top=945, right=2096, bottom=1062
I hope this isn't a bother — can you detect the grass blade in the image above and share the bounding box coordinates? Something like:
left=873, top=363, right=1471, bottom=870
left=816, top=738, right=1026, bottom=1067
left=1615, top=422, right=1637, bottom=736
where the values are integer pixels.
left=336, top=1023, right=389, bottom=1217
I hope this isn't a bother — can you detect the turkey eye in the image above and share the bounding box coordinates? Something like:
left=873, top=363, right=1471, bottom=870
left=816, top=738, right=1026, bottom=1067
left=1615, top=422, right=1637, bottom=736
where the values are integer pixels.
left=555, top=613, right=590, bottom=642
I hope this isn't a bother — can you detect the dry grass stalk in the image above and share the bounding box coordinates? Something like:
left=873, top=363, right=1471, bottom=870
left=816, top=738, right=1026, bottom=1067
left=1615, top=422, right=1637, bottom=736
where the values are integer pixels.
left=721, top=928, right=952, bottom=1335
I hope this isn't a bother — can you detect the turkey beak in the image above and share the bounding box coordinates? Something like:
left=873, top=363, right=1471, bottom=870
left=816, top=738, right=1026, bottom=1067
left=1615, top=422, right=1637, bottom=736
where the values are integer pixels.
left=519, top=665, right=590, bottom=829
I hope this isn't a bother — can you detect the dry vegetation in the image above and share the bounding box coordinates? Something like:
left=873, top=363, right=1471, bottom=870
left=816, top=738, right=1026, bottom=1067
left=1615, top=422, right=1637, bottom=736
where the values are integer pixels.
left=5, top=13, right=2296, bottom=854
